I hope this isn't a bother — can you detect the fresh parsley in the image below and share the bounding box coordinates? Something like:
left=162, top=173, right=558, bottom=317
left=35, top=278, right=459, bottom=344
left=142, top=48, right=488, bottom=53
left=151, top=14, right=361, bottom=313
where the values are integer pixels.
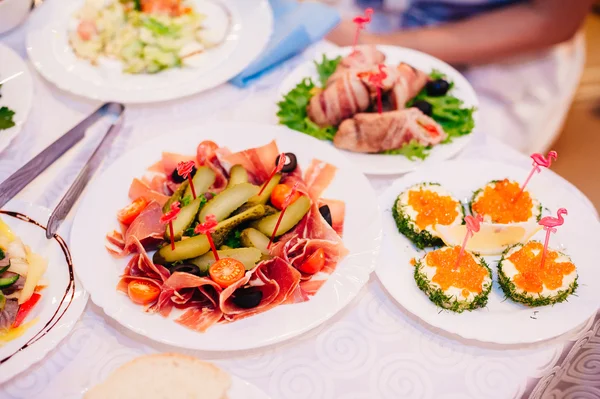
left=0, top=107, right=15, bottom=131
left=382, top=140, right=431, bottom=161
left=224, top=230, right=242, bottom=249
left=180, top=195, right=192, bottom=207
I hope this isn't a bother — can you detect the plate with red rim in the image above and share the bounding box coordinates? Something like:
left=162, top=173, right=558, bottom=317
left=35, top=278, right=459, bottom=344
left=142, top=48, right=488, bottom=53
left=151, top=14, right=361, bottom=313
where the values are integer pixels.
left=376, top=159, right=600, bottom=345
left=0, top=200, right=88, bottom=385
left=277, top=45, right=479, bottom=176
left=69, top=122, right=382, bottom=351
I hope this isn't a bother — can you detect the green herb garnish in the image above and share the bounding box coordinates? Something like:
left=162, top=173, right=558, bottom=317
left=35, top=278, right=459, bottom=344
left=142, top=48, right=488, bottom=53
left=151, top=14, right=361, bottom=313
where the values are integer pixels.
left=133, top=0, right=141, bottom=11
left=224, top=230, right=242, bottom=249
left=314, top=55, right=342, bottom=87
left=180, top=195, right=192, bottom=207
left=0, top=107, right=15, bottom=131
left=382, top=140, right=431, bottom=161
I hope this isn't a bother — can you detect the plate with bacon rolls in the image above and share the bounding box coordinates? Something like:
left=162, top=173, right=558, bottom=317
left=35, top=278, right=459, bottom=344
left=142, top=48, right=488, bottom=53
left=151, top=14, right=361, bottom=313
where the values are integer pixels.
left=277, top=45, right=479, bottom=175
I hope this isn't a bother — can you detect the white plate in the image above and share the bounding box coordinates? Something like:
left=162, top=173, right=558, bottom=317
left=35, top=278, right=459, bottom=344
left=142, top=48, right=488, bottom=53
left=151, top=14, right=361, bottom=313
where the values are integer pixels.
left=0, top=201, right=88, bottom=384
left=70, top=122, right=382, bottom=351
left=26, top=0, right=273, bottom=103
left=0, top=44, right=33, bottom=153
left=376, top=160, right=600, bottom=344
left=278, top=45, right=479, bottom=175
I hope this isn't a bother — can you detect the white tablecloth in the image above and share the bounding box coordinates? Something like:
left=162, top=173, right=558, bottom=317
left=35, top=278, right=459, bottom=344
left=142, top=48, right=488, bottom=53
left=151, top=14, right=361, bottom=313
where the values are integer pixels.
left=1, top=21, right=599, bottom=399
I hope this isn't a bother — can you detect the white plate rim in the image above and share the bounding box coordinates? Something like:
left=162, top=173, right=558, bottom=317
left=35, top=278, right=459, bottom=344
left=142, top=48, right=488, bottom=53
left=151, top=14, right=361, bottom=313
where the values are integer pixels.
left=277, top=44, right=480, bottom=175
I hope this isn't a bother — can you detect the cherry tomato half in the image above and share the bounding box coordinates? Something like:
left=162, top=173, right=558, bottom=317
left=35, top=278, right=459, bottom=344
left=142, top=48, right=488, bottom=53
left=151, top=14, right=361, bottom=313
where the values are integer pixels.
left=209, top=258, right=246, bottom=288
left=127, top=280, right=161, bottom=305
left=117, top=197, right=149, bottom=225
left=270, top=184, right=301, bottom=210
left=298, top=248, right=326, bottom=274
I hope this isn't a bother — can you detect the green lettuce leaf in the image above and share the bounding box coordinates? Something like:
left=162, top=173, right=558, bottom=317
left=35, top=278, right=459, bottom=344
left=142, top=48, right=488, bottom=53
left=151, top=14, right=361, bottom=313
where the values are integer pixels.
left=314, top=55, right=341, bottom=87
left=0, top=107, right=15, bottom=131
left=382, top=140, right=431, bottom=160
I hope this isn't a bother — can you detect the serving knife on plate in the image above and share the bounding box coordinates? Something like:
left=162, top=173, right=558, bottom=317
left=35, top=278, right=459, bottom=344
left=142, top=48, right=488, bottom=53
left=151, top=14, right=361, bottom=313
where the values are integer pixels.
left=0, top=102, right=125, bottom=236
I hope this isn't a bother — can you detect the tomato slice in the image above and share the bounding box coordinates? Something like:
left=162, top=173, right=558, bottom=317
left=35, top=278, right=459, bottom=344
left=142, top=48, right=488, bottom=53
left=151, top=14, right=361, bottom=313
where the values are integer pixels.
left=209, top=258, right=246, bottom=288
left=12, top=293, right=42, bottom=328
left=298, top=248, right=326, bottom=274
left=127, top=280, right=161, bottom=305
left=270, top=184, right=301, bottom=210
left=117, top=197, right=149, bottom=225
left=197, top=140, right=219, bottom=165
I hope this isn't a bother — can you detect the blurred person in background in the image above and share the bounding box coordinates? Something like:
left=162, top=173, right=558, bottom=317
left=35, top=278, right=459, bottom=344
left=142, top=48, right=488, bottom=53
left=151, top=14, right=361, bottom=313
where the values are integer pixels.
left=326, top=0, right=595, bottom=153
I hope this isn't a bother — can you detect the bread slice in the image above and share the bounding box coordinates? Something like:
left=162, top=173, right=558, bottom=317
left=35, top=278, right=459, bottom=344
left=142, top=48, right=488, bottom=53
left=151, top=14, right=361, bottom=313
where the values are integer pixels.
left=84, top=353, right=231, bottom=399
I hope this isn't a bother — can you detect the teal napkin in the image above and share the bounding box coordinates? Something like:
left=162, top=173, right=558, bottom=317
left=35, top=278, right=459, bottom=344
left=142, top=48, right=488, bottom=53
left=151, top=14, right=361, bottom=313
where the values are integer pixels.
left=229, top=0, right=340, bottom=87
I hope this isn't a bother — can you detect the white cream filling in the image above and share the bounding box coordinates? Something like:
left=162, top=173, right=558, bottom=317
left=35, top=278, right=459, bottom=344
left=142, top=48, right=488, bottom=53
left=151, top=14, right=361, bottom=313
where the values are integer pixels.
left=420, top=248, right=491, bottom=303
left=501, top=244, right=577, bottom=297
left=472, top=180, right=541, bottom=224
left=398, top=184, right=463, bottom=235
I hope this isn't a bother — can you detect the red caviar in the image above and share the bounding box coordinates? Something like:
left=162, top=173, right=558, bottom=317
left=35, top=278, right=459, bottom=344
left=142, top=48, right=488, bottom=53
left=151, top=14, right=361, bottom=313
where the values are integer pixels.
left=508, top=241, right=575, bottom=293
left=408, top=189, right=459, bottom=230
left=427, top=247, right=488, bottom=294
left=472, top=179, right=534, bottom=224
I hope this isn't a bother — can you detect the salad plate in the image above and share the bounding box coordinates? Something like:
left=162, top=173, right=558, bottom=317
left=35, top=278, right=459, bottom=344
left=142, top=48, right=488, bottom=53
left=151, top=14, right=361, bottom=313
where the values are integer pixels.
left=376, top=159, right=600, bottom=344
left=0, top=44, right=33, bottom=153
left=0, top=200, right=88, bottom=384
left=278, top=45, right=479, bottom=175
left=70, top=122, right=381, bottom=351
left=26, top=0, right=273, bottom=103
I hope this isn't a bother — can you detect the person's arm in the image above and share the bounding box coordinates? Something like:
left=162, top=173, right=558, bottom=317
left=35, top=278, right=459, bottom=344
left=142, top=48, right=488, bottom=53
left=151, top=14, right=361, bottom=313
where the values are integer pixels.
left=327, top=0, right=594, bottom=65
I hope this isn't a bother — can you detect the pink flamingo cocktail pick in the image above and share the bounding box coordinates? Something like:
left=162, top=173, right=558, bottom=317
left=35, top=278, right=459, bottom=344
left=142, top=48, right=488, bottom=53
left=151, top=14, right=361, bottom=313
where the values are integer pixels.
left=195, top=214, right=220, bottom=261
left=258, top=153, right=286, bottom=196
left=538, top=208, right=567, bottom=269
left=516, top=151, right=558, bottom=200
left=267, top=182, right=300, bottom=250
left=359, top=64, right=387, bottom=114
left=455, top=214, right=483, bottom=269
left=351, top=8, right=373, bottom=53
left=160, top=201, right=181, bottom=250
left=177, top=160, right=197, bottom=199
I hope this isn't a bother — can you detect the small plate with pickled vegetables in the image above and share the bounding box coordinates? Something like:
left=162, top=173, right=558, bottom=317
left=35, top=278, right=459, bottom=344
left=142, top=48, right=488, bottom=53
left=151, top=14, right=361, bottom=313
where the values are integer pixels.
left=0, top=201, right=87, bottom=384
left=377, top=159, right=600, bottom=344
left=70, top=122, right=381, bottom=350
left=26, top=0, right=273, bottom=103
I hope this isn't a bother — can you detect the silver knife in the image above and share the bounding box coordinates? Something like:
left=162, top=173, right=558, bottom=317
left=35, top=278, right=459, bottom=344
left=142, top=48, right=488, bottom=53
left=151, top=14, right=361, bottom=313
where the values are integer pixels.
left=0, top=102, right=125, bottom=209
left=46, top=109, right=125, bottom=238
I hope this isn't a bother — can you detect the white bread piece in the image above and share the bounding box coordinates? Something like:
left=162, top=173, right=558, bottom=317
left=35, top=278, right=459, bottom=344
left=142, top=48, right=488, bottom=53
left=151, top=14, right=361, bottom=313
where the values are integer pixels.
left=84, top=353, right=231, bottom=399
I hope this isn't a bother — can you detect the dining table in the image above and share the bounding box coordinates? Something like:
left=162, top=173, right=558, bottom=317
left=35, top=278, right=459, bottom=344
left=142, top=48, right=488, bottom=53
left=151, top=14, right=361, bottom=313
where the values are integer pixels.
left=1, top=14, right=599, bottom=399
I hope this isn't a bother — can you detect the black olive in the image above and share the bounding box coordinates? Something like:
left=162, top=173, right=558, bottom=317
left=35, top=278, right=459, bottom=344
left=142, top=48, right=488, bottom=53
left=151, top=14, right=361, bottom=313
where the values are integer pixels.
left=232, top=287, right=263, bottom=309
left=275, top=153, right=297, bottom=173
left=319, top=205, right=333, bottom=227
left=170, top=263, right=202, bottom=276
left=411, top=100, right=433, bottom=116
left=171, top=165, right=197, bottom=183
left=425, top=79, right=450, bottom=96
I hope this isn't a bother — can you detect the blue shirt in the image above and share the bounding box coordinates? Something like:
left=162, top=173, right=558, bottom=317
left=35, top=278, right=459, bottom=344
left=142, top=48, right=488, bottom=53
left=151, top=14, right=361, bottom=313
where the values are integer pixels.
left=356, top=0, right=527, bottom=28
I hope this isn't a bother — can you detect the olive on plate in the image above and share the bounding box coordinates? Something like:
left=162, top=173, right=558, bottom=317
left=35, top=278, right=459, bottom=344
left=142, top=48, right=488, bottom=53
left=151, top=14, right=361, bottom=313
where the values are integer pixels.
left=275, top=153, right=297, bottom=173
left=425, top=79, right=450, bottom=96
left=232, top=286, right=263, bottom=309
left=171, top=165, right=197, bottom=183
left=170, top=263, right=203, bottom=276
left=411, top=100, right=433, bottom=116
left=319, top=204, right=333, bottom=227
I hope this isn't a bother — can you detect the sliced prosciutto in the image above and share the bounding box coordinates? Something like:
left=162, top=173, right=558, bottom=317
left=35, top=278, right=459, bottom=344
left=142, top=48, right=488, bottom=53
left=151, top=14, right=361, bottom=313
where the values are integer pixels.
left=106, top=201, right=165, bottom=257
left=128, top=178, right=169, bottom=206
left=220, top=140, right=279, bottom=183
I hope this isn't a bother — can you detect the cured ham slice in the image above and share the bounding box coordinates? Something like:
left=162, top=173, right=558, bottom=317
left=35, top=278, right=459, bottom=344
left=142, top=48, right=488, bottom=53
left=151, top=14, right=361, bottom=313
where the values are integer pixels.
left=106, top=201, right=165, bottom=257
left=390, top=63, right=429, bottom=109
left=219, top=268, right=279, bottom=317
left=142, top=174, right=168, bottom=195
left=129, top=178, right=169, bottom=206
left=220, top=140, right=279, bottom=183
left=176, top=305, right=223, bottom=333
left=196, top=143, right=228, bottom=192
left=161, top=152, right=196, bottom=175
left=303, top=160, right=337, bottom=201
left=307, top=73, right=370, bottom=128
left=334, top=108, right=446, bottom=153
left=327, top=45, right=386, bottom=84
left=154, top=272, right=222, bottom=318
left=319, top=198, right=345, bottom=237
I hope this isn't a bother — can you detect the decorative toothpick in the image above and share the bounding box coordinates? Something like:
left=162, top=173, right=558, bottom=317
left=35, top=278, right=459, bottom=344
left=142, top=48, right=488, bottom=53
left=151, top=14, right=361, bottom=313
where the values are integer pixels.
left=455, top=214, right=483, bottom=269
left=195, top=214, right=219, bottom=261
left=352, top=8, right=373, bottom=53
left=177, top=160, right=197, bottom=199
left=516, top=151, right=557, bottom=200
left=359, top=64, right=387, bottom=114
left=267, top=182, right=300, bottom=249
left=258, top=153, right=286, bottom=196
left=160, top=201, right=181, bottom=250
left=538, top=208, right=567, bottom=269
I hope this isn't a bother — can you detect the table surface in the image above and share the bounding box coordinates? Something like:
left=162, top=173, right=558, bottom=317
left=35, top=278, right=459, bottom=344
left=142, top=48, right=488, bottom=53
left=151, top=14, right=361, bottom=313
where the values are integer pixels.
left=1, top=19, right=599, bottom=399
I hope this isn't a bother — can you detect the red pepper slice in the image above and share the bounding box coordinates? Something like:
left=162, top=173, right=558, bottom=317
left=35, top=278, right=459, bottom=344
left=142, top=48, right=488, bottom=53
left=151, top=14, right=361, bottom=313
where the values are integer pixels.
left=12, top=293, right=42, bottom=328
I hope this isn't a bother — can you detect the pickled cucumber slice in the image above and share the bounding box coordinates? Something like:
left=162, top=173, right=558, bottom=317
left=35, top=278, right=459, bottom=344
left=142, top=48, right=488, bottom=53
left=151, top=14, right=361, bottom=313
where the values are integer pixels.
left=252, top=196, right=311, bottom=238
left=154, top=234, right=211, bottom=265
left=227, top=165, right=249, bottom=187
left=163, top=181, right=188, bottom=213
left=212, top=204, right=266, bottom=247
left=247, top=173, right=281, bottom=205
left=184, top=166, right=216, bottom=199
left=165, top=196, right=203, bottom=241
left=198, top=183, right=259, bottom=223
left=190, top=247, right=262, bottom=272
left=240, top=228, right=270, bottom=255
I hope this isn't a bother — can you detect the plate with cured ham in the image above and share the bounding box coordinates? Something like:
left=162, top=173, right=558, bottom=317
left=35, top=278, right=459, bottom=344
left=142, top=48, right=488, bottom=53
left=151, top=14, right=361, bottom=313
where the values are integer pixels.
left=376, top=158, right=600, bottom=344
left=70, top=122, right=381, bottom=350
left=277, top=45, right=478, bottom=175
